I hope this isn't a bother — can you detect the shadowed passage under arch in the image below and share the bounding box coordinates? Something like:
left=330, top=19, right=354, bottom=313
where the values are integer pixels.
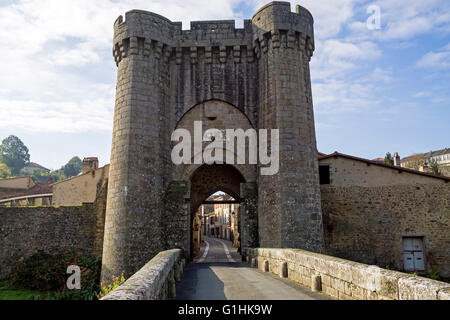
left=190, top=164, right=246, bottom=215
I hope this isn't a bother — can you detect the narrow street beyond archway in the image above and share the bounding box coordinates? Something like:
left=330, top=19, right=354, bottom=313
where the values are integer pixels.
left=175, top=237, right=331, bottom=300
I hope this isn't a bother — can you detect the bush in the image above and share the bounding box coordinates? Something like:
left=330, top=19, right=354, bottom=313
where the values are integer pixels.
left=10, top=251, right=101, bottom=300
left=96, top=273, right=125, bottom=299
left=11, top=251, right=66, bottom=291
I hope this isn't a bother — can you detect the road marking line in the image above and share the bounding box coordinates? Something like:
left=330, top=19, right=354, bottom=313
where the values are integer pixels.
left=217, top=239, right=236, bottom=262
left=197, top=240, right=209, bottom=263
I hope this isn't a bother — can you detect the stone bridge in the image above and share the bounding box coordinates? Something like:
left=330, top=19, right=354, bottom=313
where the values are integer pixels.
left=97, top=0, right=450, bottom=301
left=101, top=237, right=450, bottom=300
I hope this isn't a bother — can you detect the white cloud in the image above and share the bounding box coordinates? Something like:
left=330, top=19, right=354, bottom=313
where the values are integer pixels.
left=0, top=0, right=243, bottom=134
left=345, top=0, right=450, bottom=41
left=0, top=97, right=113, bottom=133
left=1, top=0, right=449, bottom=137
left=413, top=91, right=431, bottom=98
left=417, top=50, right=450, bottom=68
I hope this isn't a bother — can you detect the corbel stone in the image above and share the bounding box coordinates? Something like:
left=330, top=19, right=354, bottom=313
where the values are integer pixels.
left=119, top=41, right=127, bottom=59
left=113, top=44, right=120, bottom=65
left=205, top=46, right=212, bottom=64
left=190, top=46, right=198, bottom=64
left=260, top=35, right=268, bottom=54
left=176, top=47, right=183, bottom=65
left=287, top=31, right=295, bottom=49
left=254, top=41, right=261, bottom=60
left=233, top=45, right=241, bottom=64
left=163, top=46, right=171, bottom=63
left=219, top=46, right=227, bottom=64
left=299, top=33, right=307, bottom=53
left=143, top=39, right=151, bottom=57
left=246, top=46, right=254, bottom=63
left=155, top=41, right=163, bottom=59
left=271, top=30, right=280, bottom=49
left=129, top=36, right=138, bottom=55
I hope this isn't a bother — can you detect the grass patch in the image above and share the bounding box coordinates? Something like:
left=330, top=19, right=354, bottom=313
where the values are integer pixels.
left=0, top=280, right=53, bottom=300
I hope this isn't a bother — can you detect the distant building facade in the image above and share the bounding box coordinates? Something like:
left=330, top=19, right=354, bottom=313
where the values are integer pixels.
left=402, top=148, right=450, bottom=176
left=201, top=194, right=240, bottom=246
left=0, top=176, right=52, bottom=207
left=52, top=158, right=109, bottom=206
left=20, top=162, right=50, bottom=175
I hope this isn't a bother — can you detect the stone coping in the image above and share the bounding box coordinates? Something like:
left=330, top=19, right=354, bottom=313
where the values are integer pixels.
left=247, top=248, right=450, bottom=300
left=101, top=249, right=184, bottom=300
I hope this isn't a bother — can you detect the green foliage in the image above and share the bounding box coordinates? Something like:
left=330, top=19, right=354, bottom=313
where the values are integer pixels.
left=96, top=272, right=126, bottom=299
left=62, top=156, right=82, bottom=178
left=28, top=168, right=65, bottom=183
left=0, top=163, right=11, bottom=178
left=0, top=135, right=30, bottom=175
left=427, top=268, right=441, bottom=281
left=26, top=156, right=82, bottom=183
left=429, top=160, right=442, bottom=176
left=10, top=251, right=101, bottom=300
left=384, top=152, right=394, bottom=165
left=11, top=251, right=66, bottom=291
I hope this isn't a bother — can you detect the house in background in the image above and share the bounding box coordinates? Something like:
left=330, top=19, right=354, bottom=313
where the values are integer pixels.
left=402, top=148, right=450, bottom=176
left=51, top=157, right=109, bottom=206
left=20, top=162, right=50, bottom=175
left=0, top=176, right=52, bottom=206
left=0, top=157, right=108, bottom=207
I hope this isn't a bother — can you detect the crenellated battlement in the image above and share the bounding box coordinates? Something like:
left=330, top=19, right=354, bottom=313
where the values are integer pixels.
left=112, top=1, right=314, bottom=66
left=252, top=1, right=314, bottom=59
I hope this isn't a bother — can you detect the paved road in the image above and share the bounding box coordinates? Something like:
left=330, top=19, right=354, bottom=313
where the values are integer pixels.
left=175, top=236, right=330, bottom=300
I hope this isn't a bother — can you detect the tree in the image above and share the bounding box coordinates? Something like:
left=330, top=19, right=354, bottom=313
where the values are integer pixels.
left=0, top=163, right=11, bottom=178
left=384, top=152, right=394, bottom=165
left=0, top=135, right=30, bottom=175
left=429, top=160, right=442, bottom=176
left=62, top=156, right=82, bottom=178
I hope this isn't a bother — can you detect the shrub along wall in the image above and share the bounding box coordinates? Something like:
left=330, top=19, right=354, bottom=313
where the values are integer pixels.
left=0, top=203, right=105, bottom=279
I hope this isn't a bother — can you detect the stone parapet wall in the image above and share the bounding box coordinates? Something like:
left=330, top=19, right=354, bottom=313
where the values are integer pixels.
left=101, top=249, right=185, bottom=300
left=0, top=203, right=105, bottom=279
left=247, top=248, right=450, bottom=300
left=321, top=183, right=450, bottom=277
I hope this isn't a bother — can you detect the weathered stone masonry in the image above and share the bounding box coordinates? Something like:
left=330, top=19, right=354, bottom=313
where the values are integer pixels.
left=322, top=183, right=450, bottom=277
left=102, top=2, right=324, bottom=281
left=0, top=202, right=106, bottom=279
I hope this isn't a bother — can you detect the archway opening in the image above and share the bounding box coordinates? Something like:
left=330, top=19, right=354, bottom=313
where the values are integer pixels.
left=189, top=164, right=245, bottom=260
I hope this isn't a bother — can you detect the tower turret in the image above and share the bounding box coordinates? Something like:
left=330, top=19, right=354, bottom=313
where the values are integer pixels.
left=252, top=2, right=324, bottom=251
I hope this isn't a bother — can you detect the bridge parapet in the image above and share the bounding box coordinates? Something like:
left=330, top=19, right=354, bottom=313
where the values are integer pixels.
left=101, top=249, right=185, bottom=300
left=247, top=248, right=450, bottom=300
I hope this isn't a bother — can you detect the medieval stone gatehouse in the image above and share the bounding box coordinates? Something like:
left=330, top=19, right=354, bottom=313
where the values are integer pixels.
left=101, top=2, right=324, bottom=280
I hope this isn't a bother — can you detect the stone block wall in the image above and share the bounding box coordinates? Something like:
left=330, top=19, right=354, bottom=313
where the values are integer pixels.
left=0, top=203, right=105, bottom=279
left=103, top=1, right=325, bottom=280
left=253, top=2, right=324, bottom=252
left=247, top=248, right=450, bottom=300
left=100, top=249, right=185, bottom=300
left=321, top=182, right=450, bottom=277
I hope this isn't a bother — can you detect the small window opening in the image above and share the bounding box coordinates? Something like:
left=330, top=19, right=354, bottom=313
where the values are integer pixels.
left=319, top=165, right=330, bottom=185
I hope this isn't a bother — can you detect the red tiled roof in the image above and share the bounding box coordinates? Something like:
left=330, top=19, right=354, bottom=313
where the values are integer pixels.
left=319, top=152, right=450, bottom=182
left=24, top=162, right=50, bottom=171
left=0, top=182, right=53, bottom=200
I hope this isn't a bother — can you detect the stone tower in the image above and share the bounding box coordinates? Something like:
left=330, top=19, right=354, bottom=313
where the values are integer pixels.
left=101, top=1, right=324, bottom=281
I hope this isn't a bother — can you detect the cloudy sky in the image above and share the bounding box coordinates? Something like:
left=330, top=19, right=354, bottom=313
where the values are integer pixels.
left=0, top=0, right=449, bottom=169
